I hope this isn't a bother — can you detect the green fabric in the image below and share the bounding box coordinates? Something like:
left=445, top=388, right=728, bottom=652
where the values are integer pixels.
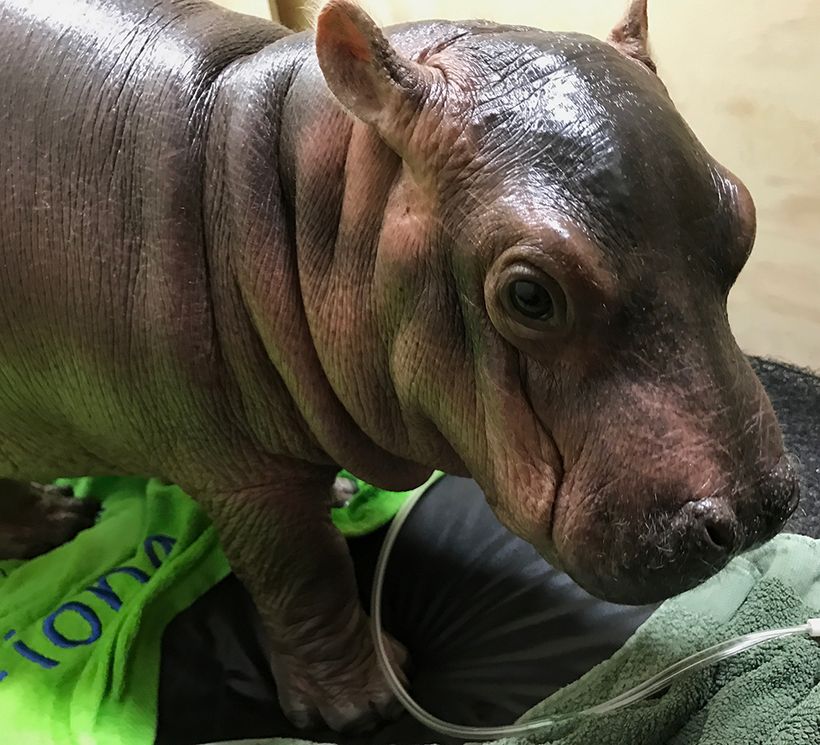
left=0, top=477, right=230, bottom=745
left=332, top=470, right=444, bottom=537
left=0, top=472, right=441, bottom=745
left=239, top=534, right=820, bottom=745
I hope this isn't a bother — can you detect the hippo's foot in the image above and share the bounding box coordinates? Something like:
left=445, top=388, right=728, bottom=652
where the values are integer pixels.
left=271, top=621, right=410, bottom=733
left=0, top=480, right=100, bottom=559
left=201, top=466, right=410, bottom=733
left=329, top=476, right=358, bottom=509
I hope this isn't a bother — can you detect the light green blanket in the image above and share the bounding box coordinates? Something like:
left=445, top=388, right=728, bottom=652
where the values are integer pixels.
left=0, top=473, right=441, bottom=745
left=511, top=532, right=820, bottom=744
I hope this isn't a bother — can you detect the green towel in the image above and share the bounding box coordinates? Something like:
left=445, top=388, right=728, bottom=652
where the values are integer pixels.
left=0, top=472, right=442, bottom=745
left=331, top=470, right=444, bottom=537
left=509, top=532, right=820, bottom=745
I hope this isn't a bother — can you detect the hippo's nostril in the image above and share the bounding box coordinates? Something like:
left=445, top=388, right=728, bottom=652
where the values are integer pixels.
left=684, top=498, right=740, bottom=556
left=703, top=516, right=735, bottom=552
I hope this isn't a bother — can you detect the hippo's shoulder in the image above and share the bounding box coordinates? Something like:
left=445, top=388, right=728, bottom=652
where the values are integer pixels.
left=112, top=0, right=290, bottom=103
left=0, top=0, right=289, bottom=104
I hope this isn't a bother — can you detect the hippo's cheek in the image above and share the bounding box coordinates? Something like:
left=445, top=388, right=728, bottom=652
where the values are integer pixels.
left=548, top=490, right=618, bottom=583
left=547, top=493, right=685, bottom=605
left=476, top=432, right=565, bottom=559
left=489, top=480, right=563, bottom=563
left=548, top=480, right=730, bottom=604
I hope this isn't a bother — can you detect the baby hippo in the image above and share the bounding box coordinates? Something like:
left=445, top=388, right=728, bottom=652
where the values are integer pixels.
left=0, top=0, right=798, bottom=733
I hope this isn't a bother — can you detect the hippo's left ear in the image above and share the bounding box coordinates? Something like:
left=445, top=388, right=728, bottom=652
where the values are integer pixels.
left=315, top=0, right=432, bottom=149
left=607, top=0, right=657, bottom=73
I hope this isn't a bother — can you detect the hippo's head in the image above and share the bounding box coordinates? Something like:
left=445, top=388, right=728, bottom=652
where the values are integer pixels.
left=313, top=0, right=799, bottom=603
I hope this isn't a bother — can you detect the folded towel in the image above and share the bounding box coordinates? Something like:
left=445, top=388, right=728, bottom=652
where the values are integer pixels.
left=511, top=532, right=820, bottom=745
left=0, top=472, right=441, bottom=745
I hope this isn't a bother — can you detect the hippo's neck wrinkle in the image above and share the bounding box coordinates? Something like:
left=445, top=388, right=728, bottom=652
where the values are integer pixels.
left=206, top=39, right=432, bottom=491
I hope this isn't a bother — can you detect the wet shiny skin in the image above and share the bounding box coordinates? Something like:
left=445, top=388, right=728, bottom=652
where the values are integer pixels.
left=0, top=0, right=798, bottom=732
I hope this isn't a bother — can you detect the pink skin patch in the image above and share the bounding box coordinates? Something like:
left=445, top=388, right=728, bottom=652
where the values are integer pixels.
left=317, top=6, right=372, bottom=64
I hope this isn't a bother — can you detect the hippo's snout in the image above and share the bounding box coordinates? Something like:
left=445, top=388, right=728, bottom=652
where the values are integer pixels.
left=708, top=453, right=797, bottom=544
left=759, top=453, right=802, bottom=531
left=550, top=450, right=801, bottom=608
left=569, top=454, right=801, bottom=606
left=677, top=454, right=799, bottom=557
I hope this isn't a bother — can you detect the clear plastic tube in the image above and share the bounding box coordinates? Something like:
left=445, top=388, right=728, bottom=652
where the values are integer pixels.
left=371, top=487, right=818, bottom=741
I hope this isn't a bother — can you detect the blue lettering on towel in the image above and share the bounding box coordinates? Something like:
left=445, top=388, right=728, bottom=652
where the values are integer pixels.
left=0, top=533, right=178, bottom=682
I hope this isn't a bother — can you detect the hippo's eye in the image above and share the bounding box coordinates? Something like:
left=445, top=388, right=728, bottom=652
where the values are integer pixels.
left=509, top=281, right=554, bottom=321
left=498, top=265, right=567, bottom=332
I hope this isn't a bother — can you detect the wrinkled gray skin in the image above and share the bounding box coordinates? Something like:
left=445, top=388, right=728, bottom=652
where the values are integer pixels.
left=0, top=0, right=799, bottom=732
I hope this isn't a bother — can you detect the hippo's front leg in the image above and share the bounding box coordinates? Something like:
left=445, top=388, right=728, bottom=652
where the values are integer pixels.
left=198, top=464, right=408, bottom=733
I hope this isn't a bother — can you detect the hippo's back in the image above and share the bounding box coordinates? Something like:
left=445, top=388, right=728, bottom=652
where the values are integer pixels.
left=0, top=0, right=287, bottom=479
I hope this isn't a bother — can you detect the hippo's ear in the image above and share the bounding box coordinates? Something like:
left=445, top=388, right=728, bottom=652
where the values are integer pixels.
left=607, top=0, right=656, bottom=73
left=315, top=1, right=429, bottom=136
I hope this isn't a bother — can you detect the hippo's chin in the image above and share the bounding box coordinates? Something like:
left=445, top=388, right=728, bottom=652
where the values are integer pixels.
left=560, top=556, right=731, bottom=607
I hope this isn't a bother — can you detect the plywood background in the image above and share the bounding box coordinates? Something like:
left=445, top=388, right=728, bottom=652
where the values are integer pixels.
left=223, top=0, right=820, bottom=371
